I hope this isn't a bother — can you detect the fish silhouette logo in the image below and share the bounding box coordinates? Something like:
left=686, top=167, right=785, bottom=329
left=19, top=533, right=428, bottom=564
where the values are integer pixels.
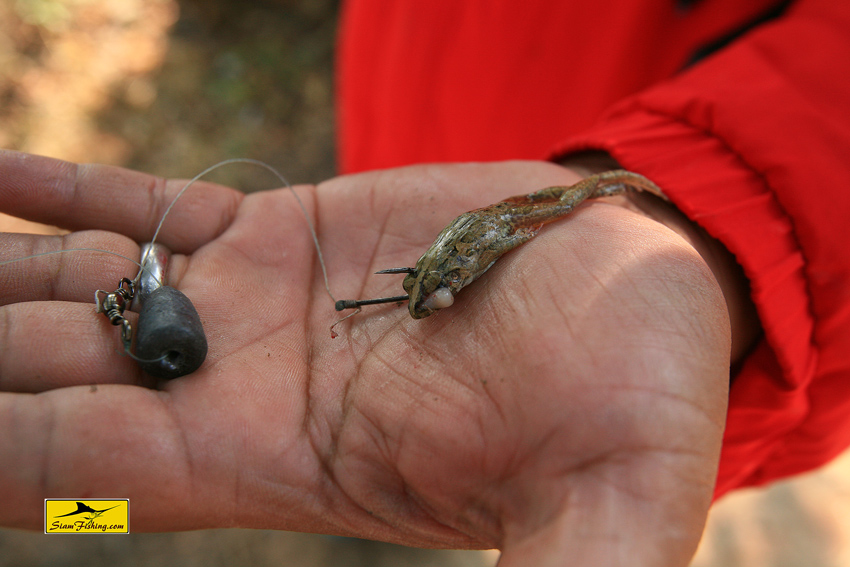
left=53, top=502, right=120, bottom=518
left=45, top=499, right=129, bottom=534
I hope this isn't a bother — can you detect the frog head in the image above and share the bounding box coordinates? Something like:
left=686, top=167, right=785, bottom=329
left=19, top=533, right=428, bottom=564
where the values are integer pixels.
left=402, top=268, right=458, bottom=319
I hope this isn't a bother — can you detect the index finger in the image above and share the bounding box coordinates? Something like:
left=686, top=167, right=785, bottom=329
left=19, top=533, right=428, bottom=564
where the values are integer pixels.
left=0, top=150, right=243, bottom=253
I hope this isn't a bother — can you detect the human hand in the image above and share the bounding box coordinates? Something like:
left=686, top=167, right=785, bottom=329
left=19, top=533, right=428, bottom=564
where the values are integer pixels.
left=0, top=150, right=730, bottom=566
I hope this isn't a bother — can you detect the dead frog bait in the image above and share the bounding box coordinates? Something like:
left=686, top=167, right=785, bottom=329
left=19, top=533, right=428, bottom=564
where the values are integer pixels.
left=335, top=169, right=666, bottom=319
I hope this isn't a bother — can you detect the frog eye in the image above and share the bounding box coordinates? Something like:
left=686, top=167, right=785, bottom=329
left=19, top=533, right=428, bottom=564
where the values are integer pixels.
left=445, top=270, right=462, bottom=286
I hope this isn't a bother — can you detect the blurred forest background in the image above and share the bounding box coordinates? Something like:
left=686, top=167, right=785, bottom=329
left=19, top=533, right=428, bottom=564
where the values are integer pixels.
left=0, top=0, right=335, bottom=189
left=2, top=0, right=850, bottom=565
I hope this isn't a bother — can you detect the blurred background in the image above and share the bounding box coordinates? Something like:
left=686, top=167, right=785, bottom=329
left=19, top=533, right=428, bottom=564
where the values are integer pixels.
left=0, top=0, right=335, bottom=189
left=1, top=0, right=850, bottom=565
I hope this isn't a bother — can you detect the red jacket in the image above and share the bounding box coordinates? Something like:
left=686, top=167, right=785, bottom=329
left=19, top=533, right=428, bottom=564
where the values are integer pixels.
left=336, top=0, right=850, bottom=499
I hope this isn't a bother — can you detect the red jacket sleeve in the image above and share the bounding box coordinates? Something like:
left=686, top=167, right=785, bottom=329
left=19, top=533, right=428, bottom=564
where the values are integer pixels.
left=551, top=0, right=850, bottom=497
left=337, top=0, right=786, bottom=172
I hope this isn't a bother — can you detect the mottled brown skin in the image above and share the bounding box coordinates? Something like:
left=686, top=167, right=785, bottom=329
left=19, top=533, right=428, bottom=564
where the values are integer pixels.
left=403, top=170, right=665, bottom=319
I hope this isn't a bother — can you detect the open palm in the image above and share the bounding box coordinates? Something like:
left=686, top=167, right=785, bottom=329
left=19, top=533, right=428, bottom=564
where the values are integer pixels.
left=0, top=150, right=730, bottom=566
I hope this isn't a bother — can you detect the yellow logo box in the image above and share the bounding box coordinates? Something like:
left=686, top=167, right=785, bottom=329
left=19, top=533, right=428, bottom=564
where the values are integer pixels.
left=44, top=499, right=129, bottom=534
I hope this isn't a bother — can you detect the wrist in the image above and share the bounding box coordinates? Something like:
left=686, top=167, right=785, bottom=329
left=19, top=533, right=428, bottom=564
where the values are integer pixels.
left=559, top=152, right=761, bottom=366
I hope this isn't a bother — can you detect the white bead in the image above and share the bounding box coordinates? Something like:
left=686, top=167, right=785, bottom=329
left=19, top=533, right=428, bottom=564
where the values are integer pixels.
left=422, top=287, right=454, bottom=311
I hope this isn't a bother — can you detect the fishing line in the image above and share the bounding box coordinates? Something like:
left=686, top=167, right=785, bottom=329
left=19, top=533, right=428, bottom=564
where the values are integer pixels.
left=142, top=157, right=336, bottom=303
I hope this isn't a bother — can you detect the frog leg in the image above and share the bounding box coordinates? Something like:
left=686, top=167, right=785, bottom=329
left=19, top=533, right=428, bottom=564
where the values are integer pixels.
left=502, top=174, right=606, bottom=208
left=501, top=195, right=591, bottom=229
left=505, top=170, right=665, bottom=206
left=501, top=223, right=545, bottom=249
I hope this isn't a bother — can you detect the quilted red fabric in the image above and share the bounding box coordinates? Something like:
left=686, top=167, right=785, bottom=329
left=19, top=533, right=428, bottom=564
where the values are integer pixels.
left=336, top=0, right=850, bottom=498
